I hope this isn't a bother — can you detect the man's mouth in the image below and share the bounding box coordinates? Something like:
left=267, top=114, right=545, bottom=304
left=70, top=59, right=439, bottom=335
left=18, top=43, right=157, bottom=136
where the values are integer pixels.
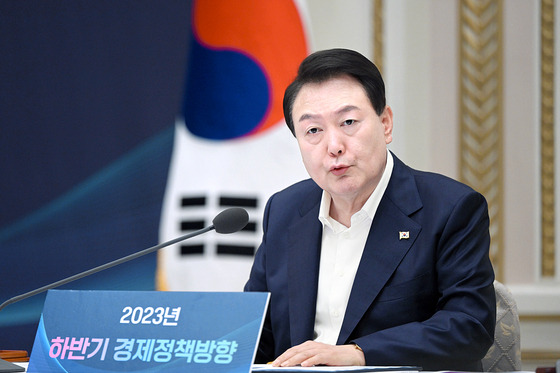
left=330, top=165, right=349, bottom=176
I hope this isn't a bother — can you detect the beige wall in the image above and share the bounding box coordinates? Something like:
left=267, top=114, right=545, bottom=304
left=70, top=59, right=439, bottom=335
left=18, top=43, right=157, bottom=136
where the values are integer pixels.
left=305, top=0, right=559, bottom=368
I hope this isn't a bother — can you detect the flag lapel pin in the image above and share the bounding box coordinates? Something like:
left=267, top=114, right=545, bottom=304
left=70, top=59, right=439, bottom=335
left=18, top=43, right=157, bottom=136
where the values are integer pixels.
left=399, top=231, right=410, bottom=240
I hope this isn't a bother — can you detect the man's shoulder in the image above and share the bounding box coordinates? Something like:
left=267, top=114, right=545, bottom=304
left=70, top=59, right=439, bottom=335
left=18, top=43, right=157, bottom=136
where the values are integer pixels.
left=260, top=179, right=322, bottom=224
left=279, top=178, right=320, bottom=194
left=411, top=168, right=479, bottom=200
left=411, top=168, right=473, bottom=191
left=390, top=153, right=486, bottom=210
left=393, top=153, right=478, bottom=195
left=268, top=178, right=321, bottom=209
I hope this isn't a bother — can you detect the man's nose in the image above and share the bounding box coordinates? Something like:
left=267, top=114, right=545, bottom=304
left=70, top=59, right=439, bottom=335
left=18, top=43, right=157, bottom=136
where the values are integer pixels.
left=327, top=130, right=345, bottom=157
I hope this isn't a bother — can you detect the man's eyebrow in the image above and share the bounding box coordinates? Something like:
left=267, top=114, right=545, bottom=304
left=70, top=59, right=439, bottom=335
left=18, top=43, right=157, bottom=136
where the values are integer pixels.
left=297, top=105, right=361, bottom=123
left=297, top=113, right=319, bottom=123
left=335, top=105, right=360, bottom=115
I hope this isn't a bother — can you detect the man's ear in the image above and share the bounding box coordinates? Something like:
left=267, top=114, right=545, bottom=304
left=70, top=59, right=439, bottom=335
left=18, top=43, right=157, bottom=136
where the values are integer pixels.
left=381, top=105, right=394, bottom=144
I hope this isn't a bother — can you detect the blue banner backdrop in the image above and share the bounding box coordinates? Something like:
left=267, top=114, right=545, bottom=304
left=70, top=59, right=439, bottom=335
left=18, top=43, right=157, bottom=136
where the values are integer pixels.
left=0, top=0, right=191, bottom=352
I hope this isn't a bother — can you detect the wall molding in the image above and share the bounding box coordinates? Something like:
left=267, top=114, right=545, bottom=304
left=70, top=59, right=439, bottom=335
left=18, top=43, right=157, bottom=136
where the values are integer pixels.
left=541, top=0, right=556, bottom=279
left=458, top=0, right=504, bottom=280
left=522, top=351, right=560, bottom=362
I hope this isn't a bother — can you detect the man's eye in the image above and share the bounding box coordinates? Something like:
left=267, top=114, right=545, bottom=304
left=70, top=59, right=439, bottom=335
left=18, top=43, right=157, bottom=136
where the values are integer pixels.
left=343, top=119, right=355, bottom=126
left=307, top=127, right=320, bottom=134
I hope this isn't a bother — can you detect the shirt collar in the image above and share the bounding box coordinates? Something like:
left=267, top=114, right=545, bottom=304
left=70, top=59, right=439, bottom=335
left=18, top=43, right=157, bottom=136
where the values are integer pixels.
left=319, top=149, right=394, bottom=229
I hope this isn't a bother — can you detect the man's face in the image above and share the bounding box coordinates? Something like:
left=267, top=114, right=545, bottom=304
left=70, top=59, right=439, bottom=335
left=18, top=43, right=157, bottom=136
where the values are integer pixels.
left=292, top=75, right=393, bottom=206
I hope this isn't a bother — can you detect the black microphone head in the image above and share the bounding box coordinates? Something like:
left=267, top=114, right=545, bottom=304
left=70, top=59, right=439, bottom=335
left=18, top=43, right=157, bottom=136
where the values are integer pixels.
left=212, top=207, right=249, bottom=234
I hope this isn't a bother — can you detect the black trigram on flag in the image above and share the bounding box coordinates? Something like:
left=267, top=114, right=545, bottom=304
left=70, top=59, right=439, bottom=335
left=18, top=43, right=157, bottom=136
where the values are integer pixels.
left=179, top=194, right=259, bottom=257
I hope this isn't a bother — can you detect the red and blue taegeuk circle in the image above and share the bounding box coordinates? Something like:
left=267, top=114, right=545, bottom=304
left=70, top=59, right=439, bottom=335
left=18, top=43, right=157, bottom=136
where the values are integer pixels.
left=182, top=0, right=308, bottom=140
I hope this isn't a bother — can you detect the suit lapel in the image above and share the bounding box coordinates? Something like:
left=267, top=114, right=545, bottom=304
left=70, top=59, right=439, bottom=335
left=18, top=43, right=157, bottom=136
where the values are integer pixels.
left=337, top=154, right=423, bottom=344
left=287, top=185, right=323, bottom=345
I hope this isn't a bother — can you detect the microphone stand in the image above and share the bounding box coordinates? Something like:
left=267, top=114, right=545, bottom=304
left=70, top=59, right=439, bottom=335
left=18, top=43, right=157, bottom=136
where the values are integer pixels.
left=0, top=226, right=215, bottom=373
left=0, top=225, right=214, bottom=313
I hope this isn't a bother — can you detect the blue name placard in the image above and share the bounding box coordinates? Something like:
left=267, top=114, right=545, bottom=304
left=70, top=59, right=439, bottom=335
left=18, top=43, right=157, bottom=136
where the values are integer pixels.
left=27, top=290, right=269, bottom=372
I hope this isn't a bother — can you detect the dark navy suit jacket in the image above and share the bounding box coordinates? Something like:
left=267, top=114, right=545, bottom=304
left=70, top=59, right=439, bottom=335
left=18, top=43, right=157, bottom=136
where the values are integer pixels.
left=244, top=153, right=496, bottom=371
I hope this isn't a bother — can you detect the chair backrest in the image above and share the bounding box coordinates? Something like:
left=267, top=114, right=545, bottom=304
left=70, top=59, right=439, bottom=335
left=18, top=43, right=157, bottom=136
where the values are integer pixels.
left=482, top=280, right=522, bottom=371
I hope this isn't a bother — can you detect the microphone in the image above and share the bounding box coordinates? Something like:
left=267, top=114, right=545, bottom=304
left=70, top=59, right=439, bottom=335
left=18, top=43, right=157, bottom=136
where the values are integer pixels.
left=212, top=206, right=249, bottom=234
left=0, top=207, right=249, bottom=312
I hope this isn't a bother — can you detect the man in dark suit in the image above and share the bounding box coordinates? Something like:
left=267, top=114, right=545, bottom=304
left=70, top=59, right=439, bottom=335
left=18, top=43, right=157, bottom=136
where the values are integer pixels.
left=244, top=48, right=495, bottom=371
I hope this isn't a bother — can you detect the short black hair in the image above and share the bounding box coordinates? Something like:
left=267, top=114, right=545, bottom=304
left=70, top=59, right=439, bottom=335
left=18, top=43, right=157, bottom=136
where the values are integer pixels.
left=282, top=48, right=386, bottom=137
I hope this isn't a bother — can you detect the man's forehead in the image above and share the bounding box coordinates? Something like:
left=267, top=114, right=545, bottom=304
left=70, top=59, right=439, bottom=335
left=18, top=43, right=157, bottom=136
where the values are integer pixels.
left=293, top=77, right=370, bottom=111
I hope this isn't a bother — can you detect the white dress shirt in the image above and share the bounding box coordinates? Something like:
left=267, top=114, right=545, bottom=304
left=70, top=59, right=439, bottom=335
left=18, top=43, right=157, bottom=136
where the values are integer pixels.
left=313, top=150, right=394, bottom=345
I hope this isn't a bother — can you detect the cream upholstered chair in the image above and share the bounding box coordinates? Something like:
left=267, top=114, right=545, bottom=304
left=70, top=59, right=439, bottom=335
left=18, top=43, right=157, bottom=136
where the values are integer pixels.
left=482, top=280, right=522, bottom=371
